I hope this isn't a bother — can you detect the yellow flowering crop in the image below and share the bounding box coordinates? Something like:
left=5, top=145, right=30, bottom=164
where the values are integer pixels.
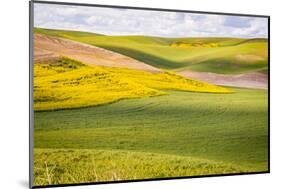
left=34, top=57, right=231, bottom=111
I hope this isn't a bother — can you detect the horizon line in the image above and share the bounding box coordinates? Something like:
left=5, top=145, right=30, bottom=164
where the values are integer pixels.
left=34, top=27, right=269, bottom=39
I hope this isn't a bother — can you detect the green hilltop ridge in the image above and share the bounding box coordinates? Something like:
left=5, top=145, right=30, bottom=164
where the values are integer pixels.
left=34, top=27, right=104, bottom=38
left=34, top=27, right=268, bottom=74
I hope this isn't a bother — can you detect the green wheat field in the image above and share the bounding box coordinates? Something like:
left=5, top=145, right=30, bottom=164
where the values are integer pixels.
left=33, top=28, right=268, bottom=186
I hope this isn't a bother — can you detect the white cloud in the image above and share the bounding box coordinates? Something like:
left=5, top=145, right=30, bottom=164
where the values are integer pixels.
left=34, top=3, right=268, bottom=38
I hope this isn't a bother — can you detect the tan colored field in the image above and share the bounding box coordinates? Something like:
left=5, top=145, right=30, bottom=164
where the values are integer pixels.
left=34, top=48, right=60, bottom=63
left=34, top=34, right=160, bottom=73
left=178, top=71, right=268, bottom=89
left=236, top=54, right=265, bottom=62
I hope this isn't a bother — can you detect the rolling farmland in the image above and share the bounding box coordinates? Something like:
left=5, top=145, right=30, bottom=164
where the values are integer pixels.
left=33, top=28, right=268, bottom=186
left=34, top=88, right=268, bottom=185
left=35, top=28, right=268, bottom=74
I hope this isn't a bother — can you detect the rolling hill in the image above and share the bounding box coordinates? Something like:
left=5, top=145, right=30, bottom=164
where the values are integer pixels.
left=32, top=28, right=268, bottom=186
left=34, top=28, right=268, bottom=74
left=34, top=57, right=231, bottom=111
left=34, top=88, right=268, bottom=185
left=34, top=33, right=160, bottom=73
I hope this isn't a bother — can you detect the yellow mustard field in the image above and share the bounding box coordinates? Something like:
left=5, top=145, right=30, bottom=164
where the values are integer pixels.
left=34, top=57, right=231, bottom=111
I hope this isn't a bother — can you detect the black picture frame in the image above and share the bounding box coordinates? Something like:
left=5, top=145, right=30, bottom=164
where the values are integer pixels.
left=29, top=1, right=270, bottom=188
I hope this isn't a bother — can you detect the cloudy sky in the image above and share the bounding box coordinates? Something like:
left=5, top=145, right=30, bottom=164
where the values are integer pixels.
left=34, top=3, right=268, bottom=38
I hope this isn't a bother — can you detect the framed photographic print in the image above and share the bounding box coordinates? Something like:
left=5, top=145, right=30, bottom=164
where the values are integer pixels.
left=29, top=0, right=270, bottom=188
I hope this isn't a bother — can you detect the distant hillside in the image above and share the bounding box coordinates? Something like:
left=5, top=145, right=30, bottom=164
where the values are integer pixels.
left=35, top=28, right=268, bottom=74
left=34, top=33, right=160, bottom=73
left=34, top=28, right=104, bottom=38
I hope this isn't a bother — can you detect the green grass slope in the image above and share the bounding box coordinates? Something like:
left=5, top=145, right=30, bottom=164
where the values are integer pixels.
left=35, top=28, right=268, bottom=74
left=34, top=148, right=253, bottom=186
left=34, top=88, right=268, bottom=180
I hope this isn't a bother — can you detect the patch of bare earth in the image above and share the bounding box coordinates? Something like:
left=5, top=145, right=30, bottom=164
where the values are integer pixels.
left=34, top=34, right=161, bottom=73
left=236, top=54, right=265, bottom=62
left=34, top=47, right=61, bottom=63
left=178, top=71, right=268, bottom=89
